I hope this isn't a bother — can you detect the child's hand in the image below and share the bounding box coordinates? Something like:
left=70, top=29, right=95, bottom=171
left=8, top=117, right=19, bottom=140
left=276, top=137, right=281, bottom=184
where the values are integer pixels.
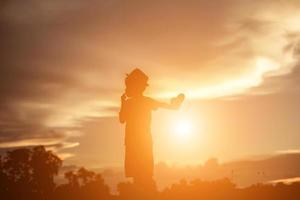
left=171, top=93, right=185, bottom=108
left=121, top=93, right=127, bottom=102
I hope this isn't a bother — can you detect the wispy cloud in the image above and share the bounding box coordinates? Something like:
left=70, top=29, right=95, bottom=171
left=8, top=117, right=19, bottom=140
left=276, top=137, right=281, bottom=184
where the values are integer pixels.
left=269, top=177, right=300, bottom=185
left=156, top=1, right=300, bottom=99
left=276, top=149, right=300, bottom=154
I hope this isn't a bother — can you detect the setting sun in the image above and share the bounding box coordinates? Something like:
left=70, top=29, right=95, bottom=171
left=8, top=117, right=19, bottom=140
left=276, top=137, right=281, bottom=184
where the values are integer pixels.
left=172, top=119, right=193, bottom=140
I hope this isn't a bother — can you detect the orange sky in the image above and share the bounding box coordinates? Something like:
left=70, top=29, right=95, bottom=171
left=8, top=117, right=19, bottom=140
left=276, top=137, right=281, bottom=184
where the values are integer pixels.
left=0, top=0, right=300, bottom=169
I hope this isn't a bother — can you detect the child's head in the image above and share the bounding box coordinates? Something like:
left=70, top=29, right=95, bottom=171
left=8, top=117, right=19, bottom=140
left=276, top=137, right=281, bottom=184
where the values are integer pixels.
left=125, top=68, right=149, bottom=97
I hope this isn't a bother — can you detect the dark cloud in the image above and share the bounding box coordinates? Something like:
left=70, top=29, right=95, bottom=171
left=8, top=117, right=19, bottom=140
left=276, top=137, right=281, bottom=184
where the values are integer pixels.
left=0, top=0, right=233, bottom=150
left=0, top=1, right=121, bottom=151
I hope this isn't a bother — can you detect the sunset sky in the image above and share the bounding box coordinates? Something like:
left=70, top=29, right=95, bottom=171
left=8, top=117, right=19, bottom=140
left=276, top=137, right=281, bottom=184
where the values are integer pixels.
left=1, top=0, right=300, bottom=169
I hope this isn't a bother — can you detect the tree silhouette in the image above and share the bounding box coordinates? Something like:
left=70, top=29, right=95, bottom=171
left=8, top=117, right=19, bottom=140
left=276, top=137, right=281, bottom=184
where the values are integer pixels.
left=55, top=167, right=112, bottom=200
left=0, top=146, right=61, bottom=200
left=1, top=146, right=300, bottom=200
left=30, top=146, right=62, bottom=198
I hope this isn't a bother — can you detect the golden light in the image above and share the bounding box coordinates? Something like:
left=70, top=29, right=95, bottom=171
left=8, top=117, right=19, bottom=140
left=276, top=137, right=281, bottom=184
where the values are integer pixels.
left=156, top=57, right=285, bottom=100
left=172, top=118, right=193, bottom=140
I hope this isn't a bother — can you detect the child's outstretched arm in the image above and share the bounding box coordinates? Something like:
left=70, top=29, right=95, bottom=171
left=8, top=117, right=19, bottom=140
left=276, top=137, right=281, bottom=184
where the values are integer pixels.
left=119, top=93, right=128, bottom=123
left=156, top=93, right=185, bottom=110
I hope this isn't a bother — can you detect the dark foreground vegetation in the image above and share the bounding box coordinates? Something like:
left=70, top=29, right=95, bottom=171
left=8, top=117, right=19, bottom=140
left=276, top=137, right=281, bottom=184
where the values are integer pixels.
left=1, top=146, right=300, bottom=200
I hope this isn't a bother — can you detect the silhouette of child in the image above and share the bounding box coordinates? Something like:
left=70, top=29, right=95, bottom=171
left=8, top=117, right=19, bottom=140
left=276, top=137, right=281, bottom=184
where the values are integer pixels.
left=119, top=68, right=184, bottom=188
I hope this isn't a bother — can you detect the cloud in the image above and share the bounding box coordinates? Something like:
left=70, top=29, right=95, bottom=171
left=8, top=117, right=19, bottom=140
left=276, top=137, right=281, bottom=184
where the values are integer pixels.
left=1, top=0, right=300, bottom=157
left=56, top=153, right=76, bottom=160
left=156, top=0, right=300, bottom=99
left=269, top=177, right=300, bottom=185
left=276, top=149, right=300, bottom=154
left=0, top=0, right=120, bottom=152
left=0, top=138, right=60, bottom=149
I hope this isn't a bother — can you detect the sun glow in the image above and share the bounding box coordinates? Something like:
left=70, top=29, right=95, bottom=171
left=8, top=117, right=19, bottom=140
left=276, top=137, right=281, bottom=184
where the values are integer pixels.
left=172, top=119, right=193, bottom=140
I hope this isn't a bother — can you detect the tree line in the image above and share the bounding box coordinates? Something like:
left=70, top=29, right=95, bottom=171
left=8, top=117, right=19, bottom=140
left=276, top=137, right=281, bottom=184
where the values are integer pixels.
left=0, top=146, right=299, bottom=200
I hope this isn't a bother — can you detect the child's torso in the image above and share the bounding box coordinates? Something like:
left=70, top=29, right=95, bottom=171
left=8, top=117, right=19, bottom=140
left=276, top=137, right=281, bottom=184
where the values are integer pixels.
left=125, top=96, right=154, bottom=145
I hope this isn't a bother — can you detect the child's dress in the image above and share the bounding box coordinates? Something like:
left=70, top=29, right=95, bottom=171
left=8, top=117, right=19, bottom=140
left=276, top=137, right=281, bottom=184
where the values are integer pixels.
left=122, top=96, right=160, bottom=178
